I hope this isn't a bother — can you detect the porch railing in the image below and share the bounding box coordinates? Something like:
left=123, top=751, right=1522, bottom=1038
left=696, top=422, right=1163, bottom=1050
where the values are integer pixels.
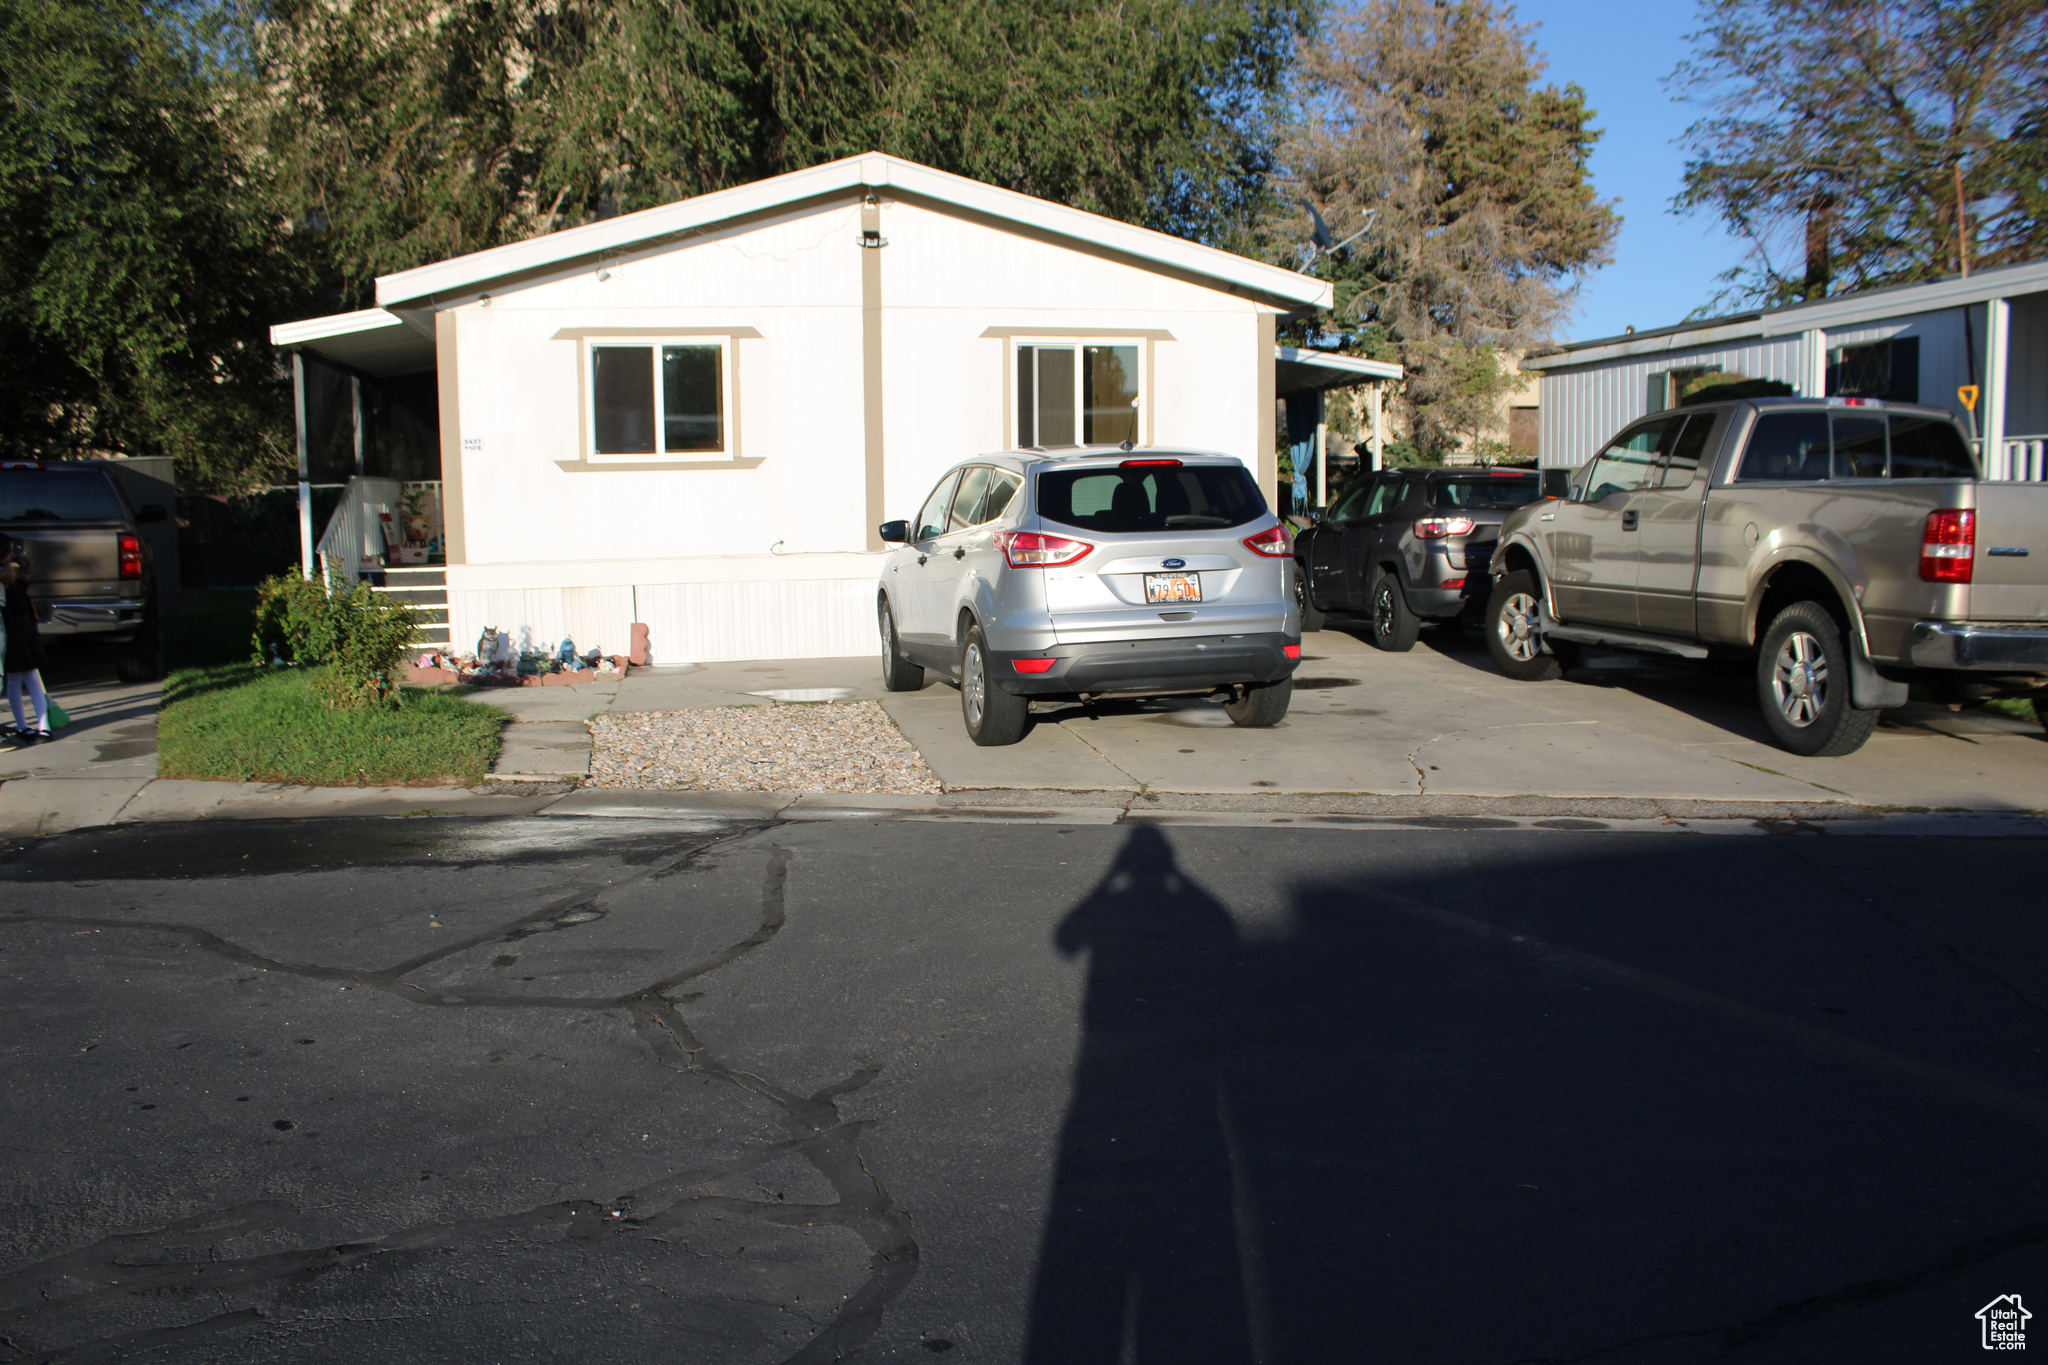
left=1987, top=435, right=2048, bottom=482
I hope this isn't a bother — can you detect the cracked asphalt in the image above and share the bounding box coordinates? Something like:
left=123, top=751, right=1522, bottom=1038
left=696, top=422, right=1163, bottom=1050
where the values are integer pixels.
left=2, top=813, right=2044, bottom=1363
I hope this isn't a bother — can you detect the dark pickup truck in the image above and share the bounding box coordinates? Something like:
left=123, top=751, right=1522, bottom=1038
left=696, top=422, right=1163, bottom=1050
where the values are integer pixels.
left=0, top=462, right=165, bottom=681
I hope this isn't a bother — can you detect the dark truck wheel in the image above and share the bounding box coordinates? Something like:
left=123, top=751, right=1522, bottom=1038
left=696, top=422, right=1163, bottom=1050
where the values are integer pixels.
left=1485, top=569, right=1576, bottom=681
left=878, top=598, right=924, bottom=692
left=960, top=622, right=1029, bottom=746
left=1293, top=563, right=1326, bottom=633
left=1225, top=676, right=1292, bottom=727
left=1368, top=570, right=1419, bottom=652
left=1756, top=601, right=1878, bottom=757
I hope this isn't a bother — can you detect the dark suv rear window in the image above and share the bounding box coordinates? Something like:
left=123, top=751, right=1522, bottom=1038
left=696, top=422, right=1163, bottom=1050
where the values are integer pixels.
left=0, top=469, right=126, bottom=522
left=1037, top=464, right=1265, bottom=533
left=1429, top=475, right=1541, bottom=511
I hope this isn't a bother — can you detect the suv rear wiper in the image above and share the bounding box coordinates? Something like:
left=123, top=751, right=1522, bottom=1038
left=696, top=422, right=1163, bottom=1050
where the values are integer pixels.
left=1164, top=514, right=1232, bottom=528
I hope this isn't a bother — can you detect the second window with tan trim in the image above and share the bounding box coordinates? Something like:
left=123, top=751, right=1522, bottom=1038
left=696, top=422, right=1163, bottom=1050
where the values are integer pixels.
left=586, top=337, right=734, bottom=460
left=1014, top=339, right=1143, bottom=448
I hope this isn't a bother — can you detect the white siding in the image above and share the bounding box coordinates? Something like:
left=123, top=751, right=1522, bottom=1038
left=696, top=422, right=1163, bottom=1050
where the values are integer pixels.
left=436, top=192, right=1272, bottom=660
left=1536, top=336, right=1804, bottom=468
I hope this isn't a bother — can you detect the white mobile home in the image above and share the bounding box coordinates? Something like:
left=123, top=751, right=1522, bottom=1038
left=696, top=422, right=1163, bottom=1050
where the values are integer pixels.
left=1524, top=259, right=2048, bottom=480
left=271, top=153, right=1332, bottom=664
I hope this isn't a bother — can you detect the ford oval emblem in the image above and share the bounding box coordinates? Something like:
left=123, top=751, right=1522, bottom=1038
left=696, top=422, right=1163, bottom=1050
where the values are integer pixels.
left=1162, top=557, right=1186, bottom=569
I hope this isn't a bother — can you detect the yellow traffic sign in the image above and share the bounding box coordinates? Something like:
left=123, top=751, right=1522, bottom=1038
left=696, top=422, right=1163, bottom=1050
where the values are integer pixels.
left=1958, top=384, right=1980, bottom=410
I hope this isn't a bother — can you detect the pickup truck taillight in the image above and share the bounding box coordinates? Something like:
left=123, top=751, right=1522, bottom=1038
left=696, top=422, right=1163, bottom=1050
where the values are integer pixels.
left=1413, top=516, right=1477, bottom=539
left=117, top=533, right=143, bottom=580
left=1919, top=509, right=1974, bottom=583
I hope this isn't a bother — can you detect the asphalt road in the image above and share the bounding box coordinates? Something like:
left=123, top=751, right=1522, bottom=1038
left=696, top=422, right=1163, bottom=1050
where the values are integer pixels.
left=1, top=814, right=2043, bottom=1363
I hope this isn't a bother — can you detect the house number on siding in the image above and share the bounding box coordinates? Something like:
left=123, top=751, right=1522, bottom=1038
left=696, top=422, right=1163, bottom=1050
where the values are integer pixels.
left=462, top=437, right=484, bottom=451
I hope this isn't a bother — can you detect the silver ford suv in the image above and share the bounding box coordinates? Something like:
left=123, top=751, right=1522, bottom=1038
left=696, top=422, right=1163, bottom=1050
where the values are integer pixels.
left=877, top=447, right=1302, bottom=745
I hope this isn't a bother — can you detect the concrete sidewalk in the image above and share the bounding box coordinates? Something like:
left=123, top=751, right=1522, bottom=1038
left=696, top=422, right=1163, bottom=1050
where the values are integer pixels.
left=4, top=617, right=2043, bottom=838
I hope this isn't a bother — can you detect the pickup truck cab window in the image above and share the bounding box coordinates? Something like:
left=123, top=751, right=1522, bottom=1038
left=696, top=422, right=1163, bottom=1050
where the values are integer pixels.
left=1660, top=414, right=1716, bottom=490
left=1736, top=411, right=1830, bottom=482
left=1580, top=419, right=1676, bottom=500
left=1831, top=415, right=1887, bottom=479
left=1889, top=413, right=1977, bottom=479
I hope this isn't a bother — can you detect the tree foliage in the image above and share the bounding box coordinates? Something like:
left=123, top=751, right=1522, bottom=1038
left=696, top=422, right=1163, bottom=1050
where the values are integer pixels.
left=253, top=0, right=1316, bottom=296
left=1267, top=0, right=1616, bottom=455
left=1673, top=0, right=2048, bottom=306
left=0, top=0, right=313, bottom=486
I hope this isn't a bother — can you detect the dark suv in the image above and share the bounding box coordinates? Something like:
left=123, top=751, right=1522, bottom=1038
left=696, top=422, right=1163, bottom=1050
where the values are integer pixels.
left=1294, top=466, right=1543, bottom=650
left=0, top=461, right=165, bottom=680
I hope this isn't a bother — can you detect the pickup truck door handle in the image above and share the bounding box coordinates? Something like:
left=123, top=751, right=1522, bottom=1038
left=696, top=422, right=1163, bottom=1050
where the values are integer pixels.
left=1621, top=510, right=1639, bottom=532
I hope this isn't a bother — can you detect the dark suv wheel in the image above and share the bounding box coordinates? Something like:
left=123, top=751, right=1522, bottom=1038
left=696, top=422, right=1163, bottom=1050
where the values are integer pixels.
left=1367, top=569, right=1418, bottom=652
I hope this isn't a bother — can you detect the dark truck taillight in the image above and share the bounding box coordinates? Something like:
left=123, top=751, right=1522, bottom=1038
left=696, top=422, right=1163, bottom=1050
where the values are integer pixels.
left=118, top=533, right=143, bottom=580
left=1919, top=509, right=1974, bottom=583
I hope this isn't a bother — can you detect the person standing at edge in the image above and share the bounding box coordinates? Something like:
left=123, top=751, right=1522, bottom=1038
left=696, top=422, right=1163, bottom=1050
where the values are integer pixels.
left=0, top=534, right=52, bottom=747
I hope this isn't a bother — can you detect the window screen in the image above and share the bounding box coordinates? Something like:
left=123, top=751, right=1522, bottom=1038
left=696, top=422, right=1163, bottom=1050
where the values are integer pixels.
left=0, top=470, right=126, bottom=522
left=1037, top=465, right=1264, bottom=533
left=661, top=346, right=722, bottom=452
left=592, top=346, right=658, bottom=455
left=1018, top=344, right=1140, bottom=446
left=1888, top=413, right=1976, bottom=479
left=1735, top=412, right=1830, bottom=482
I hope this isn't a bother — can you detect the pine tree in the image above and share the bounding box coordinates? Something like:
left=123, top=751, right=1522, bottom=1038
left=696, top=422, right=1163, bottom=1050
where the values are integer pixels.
left=1266, top=0, right=1617, bottom=456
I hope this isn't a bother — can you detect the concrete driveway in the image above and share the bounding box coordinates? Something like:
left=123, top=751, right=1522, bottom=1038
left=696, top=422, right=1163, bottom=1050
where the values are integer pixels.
left=876, top=617, right=2048, bottom=809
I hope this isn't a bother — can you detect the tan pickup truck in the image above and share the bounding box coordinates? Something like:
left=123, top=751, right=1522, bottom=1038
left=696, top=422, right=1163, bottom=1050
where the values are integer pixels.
left=1484, top=397, right=2048, bottom=756
left=0, top=461, right=165, bottom=681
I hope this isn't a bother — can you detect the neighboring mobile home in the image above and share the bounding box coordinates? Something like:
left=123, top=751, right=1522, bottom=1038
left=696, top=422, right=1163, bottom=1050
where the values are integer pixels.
left=272, top=153, right=1334, bottom=664
left=1524, top=258, right=2048, bottom=479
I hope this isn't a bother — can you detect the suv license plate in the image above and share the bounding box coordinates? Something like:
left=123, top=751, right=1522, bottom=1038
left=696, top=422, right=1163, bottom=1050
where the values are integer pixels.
left=1144, top=572, right=1202, bottom=604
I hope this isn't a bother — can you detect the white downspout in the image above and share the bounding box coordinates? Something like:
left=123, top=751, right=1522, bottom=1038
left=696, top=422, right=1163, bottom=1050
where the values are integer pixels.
left=1984, top=298, right=2010, bottom=479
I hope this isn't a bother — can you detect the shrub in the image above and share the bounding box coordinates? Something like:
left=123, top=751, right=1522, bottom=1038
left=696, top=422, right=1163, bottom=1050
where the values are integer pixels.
left=1680, top=372, right=1795, bottom=406
left=250, top=571, right=419, bottom=710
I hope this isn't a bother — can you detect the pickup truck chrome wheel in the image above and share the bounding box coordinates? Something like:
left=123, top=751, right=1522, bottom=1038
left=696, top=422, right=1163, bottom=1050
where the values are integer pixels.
left=1497, top=591, right=1541, bottom=663
left=1769, top=631, right=1828, bottom=727
left=1484, top=568, right=1567, bottom=682
left=1755, top=600, right=1877, bottom=757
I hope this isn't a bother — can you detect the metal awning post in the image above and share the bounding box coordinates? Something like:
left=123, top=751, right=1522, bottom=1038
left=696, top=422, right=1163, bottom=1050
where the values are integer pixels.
left=351, top=374, right=365, bottom=478
left=293, top=351, right=313, bottom=580
left=1370, top=382, right=1384, bottom=471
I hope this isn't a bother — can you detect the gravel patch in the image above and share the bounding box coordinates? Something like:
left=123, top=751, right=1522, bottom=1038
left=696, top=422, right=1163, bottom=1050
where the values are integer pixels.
left=588, top=702, right=942, bottom=794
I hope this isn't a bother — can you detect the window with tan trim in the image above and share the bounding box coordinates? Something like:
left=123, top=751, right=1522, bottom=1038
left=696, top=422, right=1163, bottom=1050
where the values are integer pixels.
left=585, top=338, right=733, bottom=459
left=1014, top=339, right=1143, bottom=447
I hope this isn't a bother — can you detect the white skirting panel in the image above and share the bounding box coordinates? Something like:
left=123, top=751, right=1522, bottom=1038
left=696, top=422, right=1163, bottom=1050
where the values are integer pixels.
left=447, top=577, right=879, bottom=663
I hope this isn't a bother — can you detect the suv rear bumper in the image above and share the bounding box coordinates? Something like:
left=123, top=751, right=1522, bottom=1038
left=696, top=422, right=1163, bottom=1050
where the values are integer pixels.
left=1907, top=621, right=2048, bottom=672
left=992, top=632, right=1300, bottom=696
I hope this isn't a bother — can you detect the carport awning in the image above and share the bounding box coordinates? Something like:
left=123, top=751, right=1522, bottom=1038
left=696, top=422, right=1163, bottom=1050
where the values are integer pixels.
left=271, top=309, right=436, bottom=378
left=1276, top=346, right=1402, bottom=395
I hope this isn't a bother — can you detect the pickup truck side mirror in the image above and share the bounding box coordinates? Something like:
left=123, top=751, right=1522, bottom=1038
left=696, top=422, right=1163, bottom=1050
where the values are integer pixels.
left=135, top=503, right=169, bottom=524
left=878, top=519, right=910, bottom=544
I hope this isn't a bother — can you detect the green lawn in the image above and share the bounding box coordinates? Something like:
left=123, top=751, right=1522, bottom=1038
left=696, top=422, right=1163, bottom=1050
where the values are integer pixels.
left=155, top=588, right=505, bottom=786
left=156, top=663, right=506, bottom=787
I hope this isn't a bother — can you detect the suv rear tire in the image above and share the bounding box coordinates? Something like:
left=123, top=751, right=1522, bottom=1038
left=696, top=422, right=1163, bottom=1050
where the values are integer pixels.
left=1368, top=570, right=1419, bottom=652
left=960, top=622, right=1029, bottom=746
left=1755, top=601, right=1877, bottom=757
left=1294, top=566, right=1326, bottom=633
left=879, top=598, right=924, bottom=692
left=1225, top=677, right=1292, bottom=727
left=1485, top=569, right=1572, bottom=681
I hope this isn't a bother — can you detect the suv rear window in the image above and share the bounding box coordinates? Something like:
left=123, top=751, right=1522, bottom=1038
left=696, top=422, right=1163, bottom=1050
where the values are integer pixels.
left=1429, top=475, right=1541, bottom=511
left=0, top=469, right=126, bottom=521
left=1037, top=464, right=1264, bottom=533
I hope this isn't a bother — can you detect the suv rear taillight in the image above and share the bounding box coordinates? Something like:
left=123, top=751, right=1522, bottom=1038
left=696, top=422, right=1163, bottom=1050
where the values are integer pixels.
left=995, top=531, right=1092, bottom=568
left=118, top=533, right=143, bottom=580
left=1413, top=516, right=1477, bottom=539
left=1242, top=525, right=1291, bottom=557
left=1920, top=509, right=1974, bottom=583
